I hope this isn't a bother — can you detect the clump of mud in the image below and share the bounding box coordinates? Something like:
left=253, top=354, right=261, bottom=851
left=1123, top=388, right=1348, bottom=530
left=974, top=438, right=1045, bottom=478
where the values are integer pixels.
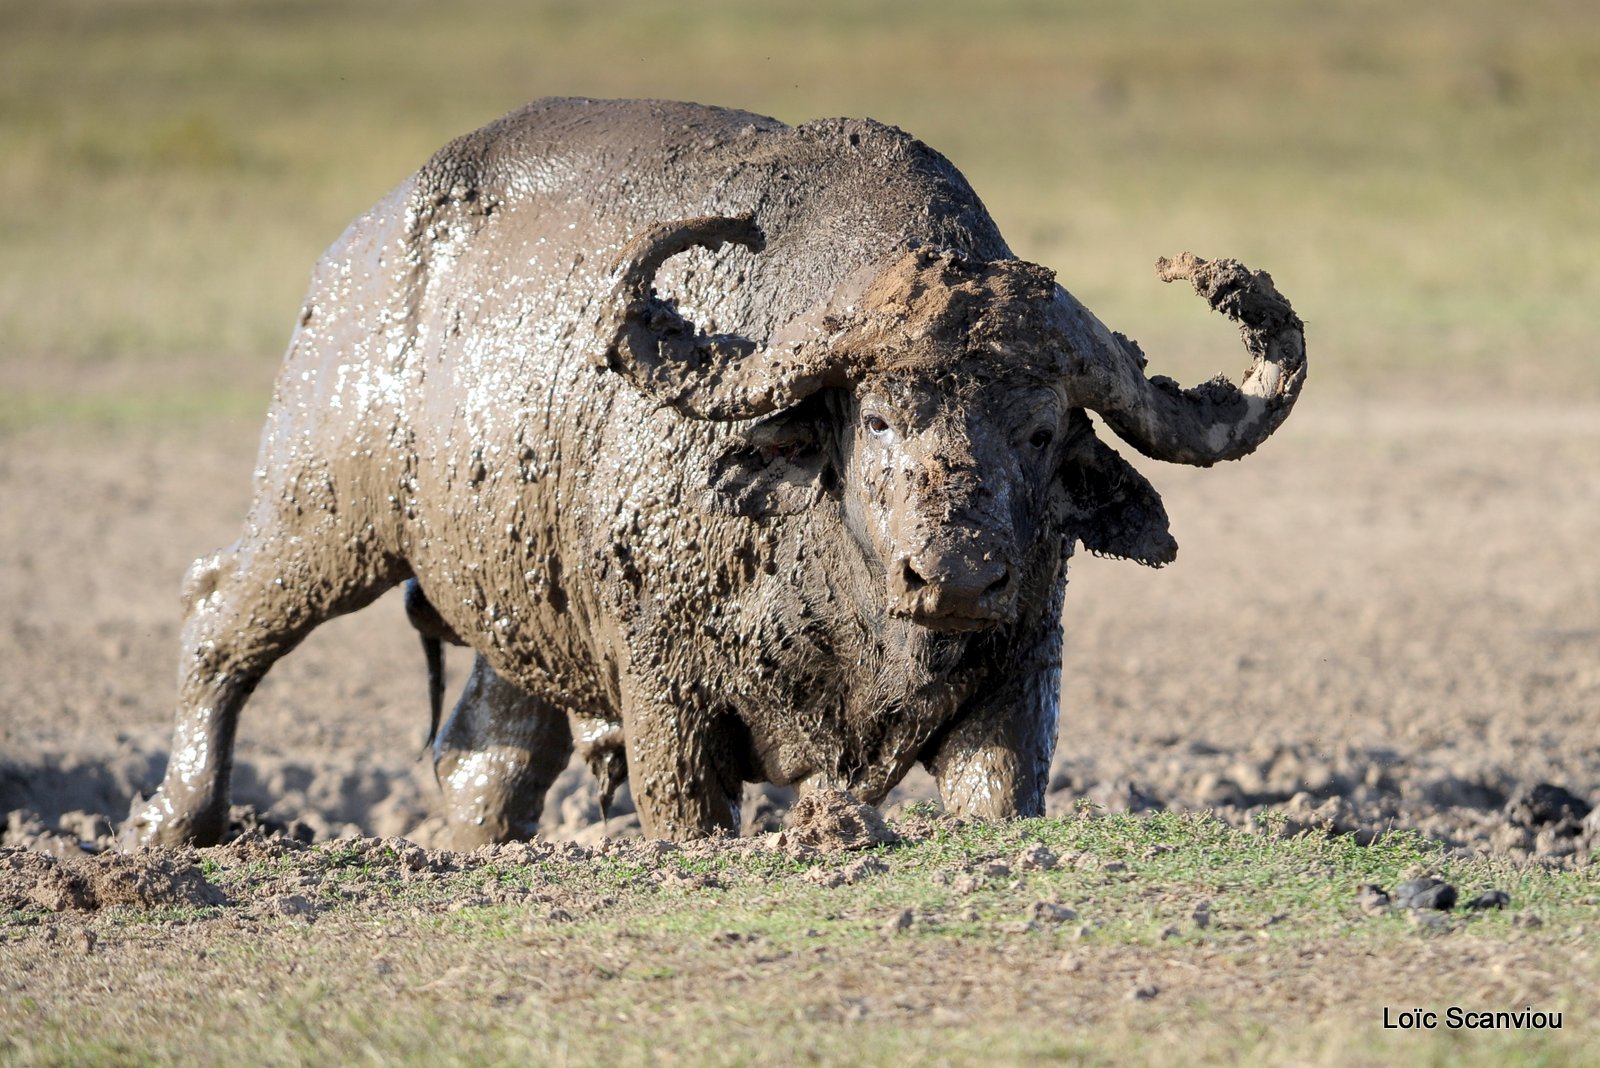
left=0, top=848, right=224, bottom=911
left=3, top=809, right=117, bottom=857
left=779, top=788, right=900, bottom=854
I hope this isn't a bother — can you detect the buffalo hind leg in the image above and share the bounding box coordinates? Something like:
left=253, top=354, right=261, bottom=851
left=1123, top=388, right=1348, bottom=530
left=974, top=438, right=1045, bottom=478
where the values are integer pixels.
left=434, top=654, right=574, bottom=849
left=125, top=532, right=403, bottom=848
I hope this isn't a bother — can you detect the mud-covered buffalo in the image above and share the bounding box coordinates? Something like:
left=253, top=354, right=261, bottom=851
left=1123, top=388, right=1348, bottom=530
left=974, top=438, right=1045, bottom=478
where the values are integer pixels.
left=126, top=97, right=1305, bottom=849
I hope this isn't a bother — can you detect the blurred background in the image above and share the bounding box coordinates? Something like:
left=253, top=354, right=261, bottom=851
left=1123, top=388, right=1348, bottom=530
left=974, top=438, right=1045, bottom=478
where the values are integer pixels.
left=3, top=0, right=1596, bottom=429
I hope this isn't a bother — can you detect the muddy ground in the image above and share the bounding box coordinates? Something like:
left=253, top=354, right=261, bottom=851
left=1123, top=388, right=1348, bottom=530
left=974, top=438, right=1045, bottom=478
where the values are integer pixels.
left=2, top=379, right=1598, bottom=862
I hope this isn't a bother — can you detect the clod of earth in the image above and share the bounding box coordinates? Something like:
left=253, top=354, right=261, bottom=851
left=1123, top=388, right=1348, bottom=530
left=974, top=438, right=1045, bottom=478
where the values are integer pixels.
left=1014, top=843, right=1059, bottom=871
left=1356, top=883, right=1392, bottom=916
left=0, top=848, right=223, bottom=911
left=1506, top=783, right=1593, bottom=834
left=1030, top=900, right=1078, bottom=924
left=782, top=788, right=900, bottom=854
left=1392, top=877, right=1458, bottom=911
left=883, top=908, right=916, bottom=933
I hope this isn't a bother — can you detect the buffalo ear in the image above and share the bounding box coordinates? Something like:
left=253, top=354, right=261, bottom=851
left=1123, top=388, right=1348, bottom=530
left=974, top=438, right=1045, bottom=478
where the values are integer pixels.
left=1054, top=409, right=1178, bottom=567
left=702, top=403, right=832, bottom=518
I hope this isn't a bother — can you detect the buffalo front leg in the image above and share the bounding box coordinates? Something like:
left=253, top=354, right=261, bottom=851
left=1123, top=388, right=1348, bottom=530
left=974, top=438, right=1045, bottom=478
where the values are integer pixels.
left=434, top=654, right=574, bottom=849
left=622, top=682, right=741, bottom=841
left=126, top=534, right=401, bottom=847
left=927, top=633, right=1062, bottom=819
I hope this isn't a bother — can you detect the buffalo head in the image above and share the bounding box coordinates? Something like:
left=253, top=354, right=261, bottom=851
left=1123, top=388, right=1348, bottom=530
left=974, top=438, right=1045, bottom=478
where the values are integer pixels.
left=598, top=215, right=1306, bottom=631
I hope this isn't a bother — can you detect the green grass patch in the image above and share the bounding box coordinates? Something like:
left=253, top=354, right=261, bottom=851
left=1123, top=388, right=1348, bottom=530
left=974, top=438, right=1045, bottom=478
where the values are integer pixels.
left=3, top=813, right=1596, bottom=1065
left=0, top=385, right=268, bottom=433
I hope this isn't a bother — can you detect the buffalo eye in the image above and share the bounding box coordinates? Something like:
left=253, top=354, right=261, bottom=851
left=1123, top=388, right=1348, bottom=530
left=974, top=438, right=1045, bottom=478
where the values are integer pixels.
left=864, top=413, right=893, bottom=439
left=1028, top=427, right=1054, bottom=450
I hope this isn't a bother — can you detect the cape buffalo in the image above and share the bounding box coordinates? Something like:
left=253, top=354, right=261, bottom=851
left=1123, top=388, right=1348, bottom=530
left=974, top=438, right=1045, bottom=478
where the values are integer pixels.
left=127, top=97, right=1305, bottom=847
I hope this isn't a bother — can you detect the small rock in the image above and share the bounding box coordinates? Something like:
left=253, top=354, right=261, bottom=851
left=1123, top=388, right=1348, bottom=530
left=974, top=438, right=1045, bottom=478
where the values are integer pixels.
left=1356, top=884, right=1391, bottom=916
left=883, top=909, right=914, bottom=933
left=1030, top=901, right=1078, bottom=924
left=839, top=855, right=889, bottom=883
left=657, top=868, right=721, bottom=891
left=1100, top=860, right=1128, bottom=874
left=1159, top=925, right=1181, bottom=940
left=803, top=868, right=845, bottom=889
left=396, top=845, right=430, bottom=871
left=1393, top=878, right=1457, bottom=911
left=270, top=894, right=315, bottom=917
left=1513, top=912, right=1544, bottom=929
left=1283, top=792, right=1356, bottom=834
left=1014, top=843, right=1058, bottom=872
left=1406, top=909, right=1449, bottom=931
left=978, top=859, right=1012, bottom=879
left=1191, top=901, right=1213, bottom=928
left=1465, top=890, right=1511, bottom=911
left=1127, top=983, right=1160, bottom=1001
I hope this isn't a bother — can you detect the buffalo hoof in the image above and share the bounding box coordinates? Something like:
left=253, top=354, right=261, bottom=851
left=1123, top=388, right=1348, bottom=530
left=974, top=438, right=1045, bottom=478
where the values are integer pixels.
left=120, top=793, right=224, bottom=851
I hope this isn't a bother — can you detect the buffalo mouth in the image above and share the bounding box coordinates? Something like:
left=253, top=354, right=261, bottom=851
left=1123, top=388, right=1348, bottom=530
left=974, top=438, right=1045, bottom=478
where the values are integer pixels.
left=894, top=608, right=1007, bottom=633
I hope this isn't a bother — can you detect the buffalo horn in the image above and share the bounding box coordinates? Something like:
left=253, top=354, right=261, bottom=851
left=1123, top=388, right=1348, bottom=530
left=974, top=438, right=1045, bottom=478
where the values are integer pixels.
left=1064, top=253, right=1307, bottom=466
left=599, top=215, right=850, bottom=421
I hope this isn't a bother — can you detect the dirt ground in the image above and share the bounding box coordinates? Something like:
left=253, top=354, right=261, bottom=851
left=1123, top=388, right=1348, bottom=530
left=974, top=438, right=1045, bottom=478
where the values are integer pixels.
left=2, top=375, right=1598, bottom=861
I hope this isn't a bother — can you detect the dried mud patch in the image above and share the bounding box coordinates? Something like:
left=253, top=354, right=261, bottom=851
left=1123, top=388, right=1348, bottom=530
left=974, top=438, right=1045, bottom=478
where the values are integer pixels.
left=3, top=402, right=1600, bottom=871
left=0, top=847, right=223, bottom=911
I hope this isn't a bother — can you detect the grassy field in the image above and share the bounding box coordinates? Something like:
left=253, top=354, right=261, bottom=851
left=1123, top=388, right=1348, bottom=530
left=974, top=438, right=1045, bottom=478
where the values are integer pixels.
left=2, top=0, right=1598, bottom=431
left=5, top=811, right=1598, bottom=1066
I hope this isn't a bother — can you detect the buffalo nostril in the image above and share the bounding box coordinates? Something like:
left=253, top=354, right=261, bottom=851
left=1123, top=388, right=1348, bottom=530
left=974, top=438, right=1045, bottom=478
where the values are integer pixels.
left=983, top=568, right=1012, bottom=597
left=901, top=560, right=928, bottom=592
